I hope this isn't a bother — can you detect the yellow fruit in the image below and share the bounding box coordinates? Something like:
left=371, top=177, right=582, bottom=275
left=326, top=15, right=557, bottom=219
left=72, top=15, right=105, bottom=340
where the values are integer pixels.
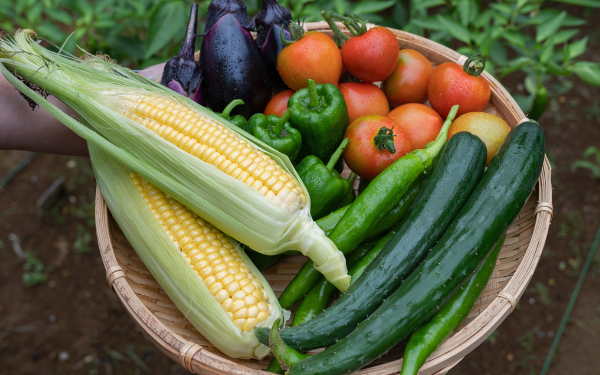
left=448, top=112, right=511, bottom=165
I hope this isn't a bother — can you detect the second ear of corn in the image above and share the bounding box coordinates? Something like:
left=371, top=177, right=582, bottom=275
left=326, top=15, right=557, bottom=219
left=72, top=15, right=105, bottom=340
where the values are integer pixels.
left=91, top=144, right=286, bottom=359
left=0, top=29, right=350, bottom=292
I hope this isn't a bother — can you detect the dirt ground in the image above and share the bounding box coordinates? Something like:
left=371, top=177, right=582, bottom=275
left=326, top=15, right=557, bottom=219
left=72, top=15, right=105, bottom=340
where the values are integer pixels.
left=2, top=14, right=600, bottom=375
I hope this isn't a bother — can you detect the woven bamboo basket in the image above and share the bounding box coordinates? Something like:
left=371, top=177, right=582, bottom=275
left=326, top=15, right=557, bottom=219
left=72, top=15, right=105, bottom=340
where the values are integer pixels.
left=95, top=22, right=553, bottom=374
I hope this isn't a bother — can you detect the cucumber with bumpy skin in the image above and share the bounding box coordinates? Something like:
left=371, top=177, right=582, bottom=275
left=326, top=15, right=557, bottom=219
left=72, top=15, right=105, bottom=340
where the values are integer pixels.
left=256, top=132, right=487, bottom=349
left=283, top=121, right=545, bottom=375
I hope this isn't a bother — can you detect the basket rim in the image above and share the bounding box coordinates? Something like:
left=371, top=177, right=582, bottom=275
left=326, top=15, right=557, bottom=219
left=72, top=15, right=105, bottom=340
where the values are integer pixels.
left=94, top=22, right=553, bottom=375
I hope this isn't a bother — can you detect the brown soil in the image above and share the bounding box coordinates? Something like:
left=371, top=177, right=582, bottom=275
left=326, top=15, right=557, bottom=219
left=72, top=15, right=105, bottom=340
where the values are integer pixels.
left=2, top=9, right=600, bottom=375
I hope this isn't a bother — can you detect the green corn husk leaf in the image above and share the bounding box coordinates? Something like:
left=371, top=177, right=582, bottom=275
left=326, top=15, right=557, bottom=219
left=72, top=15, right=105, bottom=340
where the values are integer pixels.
left=0, top=30, right=350, bottom=291
left=90, top=143, right=286, bottom=359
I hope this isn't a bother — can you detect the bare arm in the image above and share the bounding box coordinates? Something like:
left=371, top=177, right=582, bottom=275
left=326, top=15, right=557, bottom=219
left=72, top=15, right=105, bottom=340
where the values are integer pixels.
left=0, top=63, right=166, bottom=156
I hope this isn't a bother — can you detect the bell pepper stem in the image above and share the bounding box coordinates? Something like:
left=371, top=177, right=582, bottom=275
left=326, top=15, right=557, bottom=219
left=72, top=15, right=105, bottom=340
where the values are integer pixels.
left=374, top=126, right=397, bottom=154
left=272, top=109, right=293, bottom=138
left=347, top=171, right=356, bottom=183
left=326, top=138, right=349, bottom=171
left=307, top=79, right=320, bottom=109
left=220, top=99, right=245, bottom=119
left=269, top=319, right=310, bottom=371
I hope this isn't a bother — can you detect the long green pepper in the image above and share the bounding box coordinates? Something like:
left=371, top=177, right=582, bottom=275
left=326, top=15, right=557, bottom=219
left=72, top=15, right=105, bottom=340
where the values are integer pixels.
left=400, top=236, right=505, bottom=375
left=276, top=106, right=459, bottom=309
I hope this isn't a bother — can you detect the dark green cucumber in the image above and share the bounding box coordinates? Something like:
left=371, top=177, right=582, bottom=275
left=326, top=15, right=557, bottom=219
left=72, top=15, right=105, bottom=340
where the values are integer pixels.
left=277, top=178, right=424, bottom=309
left=256, top=132, right=487, bottom=349
left=400, top=235, right=505, bottom=375
left=285, top=122, right=545, bottom=375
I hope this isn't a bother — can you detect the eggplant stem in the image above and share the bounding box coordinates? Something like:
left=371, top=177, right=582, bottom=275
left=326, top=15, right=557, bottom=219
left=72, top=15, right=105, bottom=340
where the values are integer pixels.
left=272, top=109, right=292, bottom=138
left=326, top=138, right=349, bottom=171
left=180, top=4, right=198, bottom=58
left=221, top=99, right=244, bottom=119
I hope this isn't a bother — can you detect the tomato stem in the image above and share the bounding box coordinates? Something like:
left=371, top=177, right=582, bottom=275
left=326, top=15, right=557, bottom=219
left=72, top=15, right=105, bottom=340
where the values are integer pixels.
left=321, top=11, right=368, bottom=47
left=307, top=79, right=320, bottom=109
left=281, top=21, right=304, bottom=46
left=374, top=126, right=397, bottom=154
left=272, top=109, right=292, bottom=138
left=326, top=138, right=349, bottom=171
left=463, top=54, right=487, bottom=77
left=221, top=99, right=244, bottom=119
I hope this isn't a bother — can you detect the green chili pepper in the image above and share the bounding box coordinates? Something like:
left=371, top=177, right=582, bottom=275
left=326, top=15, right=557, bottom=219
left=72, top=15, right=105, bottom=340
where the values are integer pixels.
left=399, top=236, right=505, bottom=375
left=245, top=109, right=302, bottom=162
left=529, top=84, right=548, bottom=121
left=277, top=175, right=425, bottom=309
left=270, top=319, right=310, bottom=371
left=215, top=99, right=247, bottom=128
left=296, top=138, right=351, bottom=220
left=329, top=105, right=459, bottom=254
left=288, top=79, right=349, bottom=163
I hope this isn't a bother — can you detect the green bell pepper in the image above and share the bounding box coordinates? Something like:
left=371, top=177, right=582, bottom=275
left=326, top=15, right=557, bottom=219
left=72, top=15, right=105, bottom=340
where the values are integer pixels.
left=215, top=99, right=247, bottom=129
left=296, top=138, right=351, bottom=220
left=288, top=79, right=349, bottom=163
left=334, top=172, right=356, bottom=210
left=245, top=109, right=302, bottom=162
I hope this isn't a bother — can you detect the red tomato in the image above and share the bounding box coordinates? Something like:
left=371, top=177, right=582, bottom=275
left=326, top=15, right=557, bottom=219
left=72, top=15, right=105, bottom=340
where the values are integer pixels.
left=428, top=61, right=491, bottom=118
left=339, top=82, right=390, bottom=123
left=277, top=31, right=342, bottom=91
left=343, top=115, right=412, bottom=180
left=382, top=49, right=433, bottom=108
left=341, top=27, right=399, bottom=83
left=387, top=104, right=443, bottom=150
left=264, top=90, right=294, bottom=117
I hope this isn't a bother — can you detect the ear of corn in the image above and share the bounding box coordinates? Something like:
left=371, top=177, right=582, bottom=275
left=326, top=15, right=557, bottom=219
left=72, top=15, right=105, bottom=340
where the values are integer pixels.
left=90, top=143, right=286, bottom=359
left=0, top=30, right=350, bottom=291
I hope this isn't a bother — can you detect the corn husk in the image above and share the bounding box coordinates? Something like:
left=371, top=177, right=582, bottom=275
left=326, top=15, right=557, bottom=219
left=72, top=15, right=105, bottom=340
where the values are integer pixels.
left=90, top=143, right=286, bottom=359
left=0, top=30, right=350, bottom=291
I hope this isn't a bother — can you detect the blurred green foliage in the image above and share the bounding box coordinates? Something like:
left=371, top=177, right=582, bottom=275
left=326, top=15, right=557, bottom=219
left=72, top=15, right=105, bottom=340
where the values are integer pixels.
left=2, top=0, right=600, bottom=116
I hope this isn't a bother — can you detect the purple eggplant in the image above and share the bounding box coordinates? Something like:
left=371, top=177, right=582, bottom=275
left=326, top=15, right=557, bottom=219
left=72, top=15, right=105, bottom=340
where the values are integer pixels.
left=202, top=0, right=252, bottom=35
left=201, top=13, right=271, bottom=118
left=260, top=24, right=291, bottom=91
left=160, top=4, right=202, bottom=96
left=254, top=0, right=292, bottom=48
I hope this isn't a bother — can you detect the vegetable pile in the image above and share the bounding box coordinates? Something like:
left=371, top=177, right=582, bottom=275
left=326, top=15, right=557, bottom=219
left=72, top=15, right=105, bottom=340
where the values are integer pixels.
left=0, top=1, right=546, bottom=373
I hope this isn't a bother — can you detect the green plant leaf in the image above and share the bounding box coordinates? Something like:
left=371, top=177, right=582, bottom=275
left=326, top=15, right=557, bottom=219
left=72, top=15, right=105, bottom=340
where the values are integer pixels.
left=536, top=11, right=566, bottom=42
left=436, top=14, right=470, bottom=43
left=391, top=2, right=409, bottom=28
left=144, top=1, right=187, bottom=59
left=553, top=0, right=600, bottom=7
left=528, top=9, right=586, bottom=27
left=479, top=27, right=494, bottom=56
left=353, top=0, right=396, bottom=14
left=456, top=0, right=472, bottom=27
left=582, top=146, right=600, bottom=159
left=44, top=8, right=72, bottom=25
left=573, top=61, right=600, bottom=85
left=500, top=56, right=531, bottom=75
left=475, top=9, right=494, bottom=28
left=513, top=93, right=534, bottom=114
left=413, top=0, right=446, bottom=11
left=490, top=3, right=513, bottom=14
left=411, top=16, right=444, bottom=31
left=540, top=37, right=555, bottom=63
left=36, top=23, right=68, bottom=43
left=333, top=0, right=349, bottom=15
left=553, top=29, right=579, bottom=44
left=490, top=41, right=508, bottom=65
left=571, top=161, right=600, bottom=178
left=502, top=31, right=527, bottom=48
left=569, top=36, right=588, bottom=59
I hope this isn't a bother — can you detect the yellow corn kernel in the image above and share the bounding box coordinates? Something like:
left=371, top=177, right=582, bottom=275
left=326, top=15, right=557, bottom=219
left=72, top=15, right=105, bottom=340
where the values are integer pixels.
left=130, top=172, right=273, bottom=332
left=120, top=95, right=306, bottom=209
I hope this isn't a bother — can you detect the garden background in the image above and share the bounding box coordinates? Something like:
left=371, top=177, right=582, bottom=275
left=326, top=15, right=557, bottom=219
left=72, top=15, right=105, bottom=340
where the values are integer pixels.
left=0, top=0, right=599, bottom=374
